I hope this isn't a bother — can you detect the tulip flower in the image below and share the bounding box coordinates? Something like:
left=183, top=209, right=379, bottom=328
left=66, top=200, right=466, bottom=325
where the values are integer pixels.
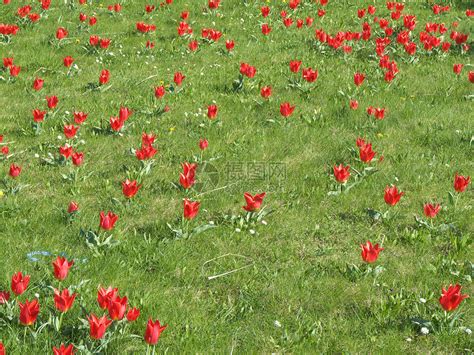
left=73, top=112, right=87, bottom=124
left=52, top=344, right=74, bottom=355
left=302, top=68, right=318, bottom=82
left=64, top=125, right=78, bottom=139
left=122, top=179, right=142, bottom=198
left=0, top=291, right=10, bottom=304
left=199, top=139, right=209, bottom=150
left=72, top=152, right=84, bottom=166
left=87, top=314, right=112, bottom=340
left=207, top=105, right=218, bottom=119
left=349, top=100, right=359, bottom=110
left=333, top=164, right=350, bottom=183
left=19, top=299, right=40, bottom=326
left=33, top=109, right=46, bottom=123
left=53, top=256, right=74, bottom=281
left=243, top=192, right=266, bottom=212
left=99, top=69, right=110, bottom=85
left=0, top=342, right=4, bottom=355
left=46, top=95, right=59, bottom=109
left=97, top=286, right=118, bottom=309
left=154, top=86, right=166, bottom=99
left=439, top=284, right=469, bottom=312
left=179, top=163, right=197, bottom=189
left=453, top=64, right=463, bottom=75
left=353, top=72, right=365, bottom=86
left=54, top=289, right=77, bottom=313
left=9, top=163, right=21, bottom=178
left=63, top=56, right=74, bottom=67
left=360, top=241, right=383, bottom=263
left=99, top=211, right=118, bottom=230
left=423, top=203, right=441, bottom=218
left=59, top=145, right=74, bottom=159
left=56, top=27, right=68, bottom=39
left=359, top=143, right=376, bottom=163
left=280, top=102, right=295, bottom=117
left=384, top=185, right=403, bottom=206
left=454, top=173, right=470, bottom=193
left=11, top=271, right=30, bottom=295
left=33, top=78, right=44, bottom=91
left=183, top=199, right=200, bottom=219
left=240, top=63, right=256, bottom=78
left=289, top=60, right=302, bottom=73
left=261, top=24, right=271, bottom=35
left=261, top=86, right=272, bottom=98
left=225, top=40, right=235, bottom=51
left=68, top=201, right=79, bottom=213
left=144, top=319, right=167, bottom=345
left=107, top=295, right=128, bottom=321
left=469, top=71, right=474, bottom=83
left=126, top=307, right=140, bottom=322
left=174, top=72, right=185, bottom=86
left=110, top=116, right=124, bottom=132
left=261, top=6, right=270, bottom=17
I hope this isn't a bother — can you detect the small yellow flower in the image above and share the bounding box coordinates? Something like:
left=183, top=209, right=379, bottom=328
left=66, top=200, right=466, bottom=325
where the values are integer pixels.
left=377, top=133, right=384, bottom=138
left=76, top=39, right=80, bottom=44
left=0, top=190, right=4, bottom=199
left=169, top=127, right=176, bottom=132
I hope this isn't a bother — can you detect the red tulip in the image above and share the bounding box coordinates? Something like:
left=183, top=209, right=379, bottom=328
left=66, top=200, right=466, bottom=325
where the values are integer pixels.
left=260, top=86, right=272, bottom=98
left=119, top=107, right=132, bottom=121
left=261, top=24, right=271, bottom=35
left=64, top=125, right=78, bottom=139
left=349, top=99, right=359, bottom=110
left=56, top=27, right=68, bottom=39
left=208, top=0, right=220, bottom=9
left=141, top=132, right=156, bottom=147
left=384, top=185, right=403, bottom=206
left=359, top=143, right=376, bottom=163
left=97, top=286, right=118, bottom=309
left=183, top=199, right=200, bottom=219
left=0, top=291, right=10, bottom=304
left=136, top=145, right=157, bottom=160
left=11, top=271, right=30, bottom=295
left=72, top=152, right=84, bottom=166
left=19, top=299, right=40, bottom=326
left=174, top=72, right=185, bottom=86
left=302, top=67, right=318, bottom=82
left=99, top=38, right=110, bottom=49
left=53, top=256, right=74, bottom=281
left=333, top=164, right=350, bottom=183
left=207, top=104, right=218, bottom=119
left=107, top=294, right=127, bottom=321
left=87, top=314, right=112, bottom=340
left=110, top=116, right=124, bottom=132
left=46, top=95, right=59, bottom=109
left=289, top=60, right=302, bottom=73
left=199, top=139, right=209, bottom=150
left=99, top=211, right=118, bottom=230
left=261, top=6, right=270, bottom=17
left=89, top=35, right=99, bottom=46
left=179, top=162, right=197, bottom=189
left=79, top=13, right=87, bottom=22
left=188, top=40, right=198, bottom=51
left=354, top=72, right=365, bottom=86
left=68, top=201, right=79, bottom=213
left=126, top=307, right=140, bottom=322
left=181, top=11, right=189, bottom=20
left=280, top=102, right=295, bottom=117
left=33, top=109, right=46, bottom=123
left=368, top=5, right=376, bottom=15
left=240, top=63, right=256, bottom=78
left=59, top=145, right=73, bottom=159
left=154, top=86, right=166, bottom=99
left=453, top=64, right=463, bottom=75
left=0, top=342, right=4, bottom=355
left=52, top=344, right=74, bottom=355
left=360, top=241, right=383, bottom=263
left=33, top=78, right=44, bottom=91
left=9, top=163, right=21, bottom=178
left=243, top=192, right=266, bottom=212
left=122, top=179, right=141, bottom=198
left=469, top=71, right=474, bottom=83
left=144, top=319, right=167, bottom=345
left=374, top=108, right=385, bottom=120
left=73, top=112, right=87, bottom=124
left=1, top=146, right=8, bottom=155
left=454, top=173, right=470, bottom=193
left=99, top=69, right=110, bottom=85
left=423, top=203, right=441, bottom=218
left=63, top=56, right=74, bottom=67
left=439, top=284, right=468, bottom=312
left=225, top=40, right=235, bottom=51
left=54, top=289, right=77, bottom=313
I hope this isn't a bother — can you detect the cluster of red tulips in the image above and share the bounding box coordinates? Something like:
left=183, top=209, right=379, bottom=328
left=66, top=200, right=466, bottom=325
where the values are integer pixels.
left=0, top=256, right=166, bottom=354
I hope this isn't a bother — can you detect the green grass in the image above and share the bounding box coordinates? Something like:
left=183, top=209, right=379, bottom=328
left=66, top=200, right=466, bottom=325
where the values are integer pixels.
left=0, top=0, right=473, bottom=353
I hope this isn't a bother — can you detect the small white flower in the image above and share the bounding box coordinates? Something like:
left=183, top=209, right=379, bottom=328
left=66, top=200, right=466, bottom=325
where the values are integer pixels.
left=209, top=221, right=214, bottom=225
left=235, top=228, right=241, bottom=233
left=261, top=220, right=267, bottom=225
left=419, top=298, right=426, bottom=303
left=249, top=229, right=255, bottom=235
left=465, top=328, right=472, bottom=335
left=274, top=320, right=281, bottom=328
left=406, top=337, right=412, bottom=342
left=420, top=327, right=429, bottom=335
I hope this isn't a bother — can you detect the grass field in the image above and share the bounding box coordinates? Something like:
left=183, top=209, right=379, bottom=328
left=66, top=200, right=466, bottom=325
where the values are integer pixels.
left=0, top=0, right=473, bottom=353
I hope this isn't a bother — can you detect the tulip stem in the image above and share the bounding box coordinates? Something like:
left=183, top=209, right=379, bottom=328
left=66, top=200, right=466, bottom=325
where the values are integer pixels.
left=58, top=312, right=65, bottom=332
left=23, top=326, right=27, bottom=343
